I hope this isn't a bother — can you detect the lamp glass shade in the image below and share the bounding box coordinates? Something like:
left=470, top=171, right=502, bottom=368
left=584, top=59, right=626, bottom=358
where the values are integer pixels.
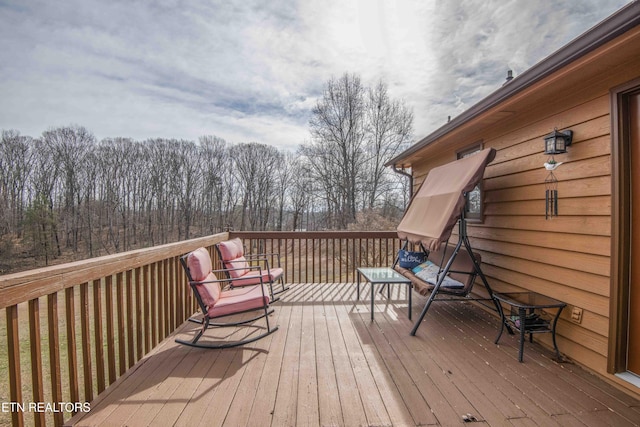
left=544, top=130, right=569, bottom=155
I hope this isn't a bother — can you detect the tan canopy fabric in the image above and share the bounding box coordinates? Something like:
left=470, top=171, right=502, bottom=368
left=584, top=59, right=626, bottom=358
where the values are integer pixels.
left=397, top=147, right=496, bottom=250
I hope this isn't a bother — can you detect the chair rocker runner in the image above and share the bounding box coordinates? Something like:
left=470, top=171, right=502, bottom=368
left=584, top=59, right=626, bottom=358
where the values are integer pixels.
left=176, top=247, right=278, bottom=349
left=216, top=238, right=289, bottom=300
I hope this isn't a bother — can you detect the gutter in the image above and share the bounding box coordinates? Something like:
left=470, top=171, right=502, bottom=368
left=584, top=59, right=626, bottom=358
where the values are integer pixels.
left=391, top=164, right=413, bottom=205
left=386, top=0, right=640, bottom=167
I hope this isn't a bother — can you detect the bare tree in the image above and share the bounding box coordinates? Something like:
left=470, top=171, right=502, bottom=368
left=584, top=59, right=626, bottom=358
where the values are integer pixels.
left=42, top=125, right=95, bottom=252
left=230, top=142, right=283, bottom=231
left=287, top=157, right=314, bottom=231
left=0, top=130, right=34, bottom=237
left=24, top=137, right=61, bottom=262
left=304, top=73, right=367, bottom=228
left=198, top=135, right=230, bottom=233
left=364, top=80, right=413, bottom=209
left=303, top=73, right=413, bottom=228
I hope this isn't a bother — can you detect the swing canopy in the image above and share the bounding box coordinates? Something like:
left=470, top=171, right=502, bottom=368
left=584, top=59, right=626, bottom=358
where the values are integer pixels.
left=397, top=147, right=496, bottom=250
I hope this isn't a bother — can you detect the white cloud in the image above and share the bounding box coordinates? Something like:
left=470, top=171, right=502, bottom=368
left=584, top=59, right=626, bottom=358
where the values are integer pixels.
left=0, top=0, right=633, bottom=150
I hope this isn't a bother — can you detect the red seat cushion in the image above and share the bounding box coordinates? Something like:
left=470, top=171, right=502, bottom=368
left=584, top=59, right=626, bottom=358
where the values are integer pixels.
left=230, top=267, right=284, bottom=287
left=208, top=285, right=270, bottom=318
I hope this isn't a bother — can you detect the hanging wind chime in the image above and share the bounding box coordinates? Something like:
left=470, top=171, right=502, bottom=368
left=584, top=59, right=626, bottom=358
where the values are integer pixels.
left=544, top=160, right=560, bottom=219
left=543, top=129, right=573, bottom=219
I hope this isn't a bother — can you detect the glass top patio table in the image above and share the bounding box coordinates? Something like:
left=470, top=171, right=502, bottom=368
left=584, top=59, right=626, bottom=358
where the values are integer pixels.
left=357, top=267, right=412, bottom=283
left=356, top=267, right=412, bottom=321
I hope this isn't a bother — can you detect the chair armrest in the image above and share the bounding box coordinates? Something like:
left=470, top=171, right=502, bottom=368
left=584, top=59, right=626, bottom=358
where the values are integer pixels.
left=245, top=252, right=280, bottom=258
left=213, top=265, right=263, bottom=274
left=244, top=253, right=281, bottom=268
left=193, top=265, right=265, bottom=285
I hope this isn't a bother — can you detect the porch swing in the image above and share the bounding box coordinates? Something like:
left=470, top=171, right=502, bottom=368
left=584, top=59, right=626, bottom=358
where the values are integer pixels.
left=392, top=147, right=503, bottom=336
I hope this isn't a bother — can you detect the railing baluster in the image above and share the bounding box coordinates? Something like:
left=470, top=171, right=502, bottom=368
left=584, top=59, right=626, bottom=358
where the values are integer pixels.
left=6, top=304, right=24, bottom=427
left=135, top=267, right=143, bottom=362
left=163, top=259, right=169, bottom=340
left=47, top=293, right=63, bottom=427
left=116, top=272, right=126, bottom=376
left=80, top=283, right=93, bottom=403
left=125, top=270, right=135, bottom=369
left=28, top=299, right=45, bottom=427
left=151, top=263, right=158, bottom=348
left=144, top=264, right=152, bottom=354
left=169, top=259, right=175, bottom=332
left=312, top=237, right=316, bottom=283
left=93, top=279, right=106, bottom=394
left=339, top=239, right=343, bottom=282
left=105, top=275, right=116, bottom=385
left=65, top=287, right=80, bottom=409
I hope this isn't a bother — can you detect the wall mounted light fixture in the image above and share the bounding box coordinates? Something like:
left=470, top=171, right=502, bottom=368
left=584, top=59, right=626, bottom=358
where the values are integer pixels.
left=544, top=129, right=573, bottom=155
left=543, top=128, right=572, bottom=219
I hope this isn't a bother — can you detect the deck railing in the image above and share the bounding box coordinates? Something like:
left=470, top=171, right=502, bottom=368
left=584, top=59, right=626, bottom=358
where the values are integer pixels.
left=230, top=231, right=400, bottom=284
left=0, top=230, right=400, bottom=427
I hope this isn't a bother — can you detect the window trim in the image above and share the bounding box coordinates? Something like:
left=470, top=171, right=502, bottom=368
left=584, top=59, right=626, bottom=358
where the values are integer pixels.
left=457, top=142, right=485, bottom=223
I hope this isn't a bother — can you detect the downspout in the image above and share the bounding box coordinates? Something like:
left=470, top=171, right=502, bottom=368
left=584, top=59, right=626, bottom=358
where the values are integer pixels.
left=392, top=164, right=413, bottom=208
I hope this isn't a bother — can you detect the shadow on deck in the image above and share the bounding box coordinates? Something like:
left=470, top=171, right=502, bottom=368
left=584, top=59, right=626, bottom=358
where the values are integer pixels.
left=67, top=282, right=640, bottom=426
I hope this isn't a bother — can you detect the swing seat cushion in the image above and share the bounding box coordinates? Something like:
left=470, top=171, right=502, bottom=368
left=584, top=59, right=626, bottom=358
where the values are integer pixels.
left=395, top=244, right=479, bottom=297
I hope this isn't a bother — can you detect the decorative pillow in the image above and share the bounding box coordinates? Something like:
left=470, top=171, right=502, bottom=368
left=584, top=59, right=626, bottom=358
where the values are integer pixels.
left=398, top=249, right=427, bottom=269
left=414, top=261, right=464, bottom=289
left=414, top=260, right=440, bottom=280
left=412, top=260, right=436, bottom=274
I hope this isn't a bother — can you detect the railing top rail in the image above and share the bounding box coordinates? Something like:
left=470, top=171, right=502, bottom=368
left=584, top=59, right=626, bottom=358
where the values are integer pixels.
left=230, top=230, right=399, bottom=239
left=0, top=233, right=230, bottom=309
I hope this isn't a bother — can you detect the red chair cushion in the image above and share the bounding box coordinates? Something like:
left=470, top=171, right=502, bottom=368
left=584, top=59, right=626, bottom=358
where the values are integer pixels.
left=194, top=272, right=222, bottom=307
left=208, top=285, right=270, bottom=318
left=187, top=248, right=221, bottom=306
left=218, top=238, right=249, bottom=276
left=187, top=247, right=213, bottom=281
left=230, top=267, right=284, bottom=287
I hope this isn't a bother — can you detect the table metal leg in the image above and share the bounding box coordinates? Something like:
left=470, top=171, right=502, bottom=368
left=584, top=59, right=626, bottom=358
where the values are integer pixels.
left=407, top=283, right=412, bottom=320
left=518, top=307, right=526, bottom=362
left=551, top=307, right=565, bottom=360
left=494, top=301, right=506, bottom=345
left=357, top=272, right=360, bottom=299
left=371, top=282, right=375, bottom=321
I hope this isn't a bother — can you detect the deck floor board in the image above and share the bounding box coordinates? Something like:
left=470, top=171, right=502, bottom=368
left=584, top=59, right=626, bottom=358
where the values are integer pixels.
left=68, top=282, right=640, bottom=427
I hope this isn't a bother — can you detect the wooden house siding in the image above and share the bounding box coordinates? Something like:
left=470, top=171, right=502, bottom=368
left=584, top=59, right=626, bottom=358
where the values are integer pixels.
left=393, top=11, right=640, bottom=398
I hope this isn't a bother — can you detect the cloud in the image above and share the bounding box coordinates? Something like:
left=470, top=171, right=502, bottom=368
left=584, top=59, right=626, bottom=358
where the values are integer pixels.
left=0, top=0, right=633, bottom=150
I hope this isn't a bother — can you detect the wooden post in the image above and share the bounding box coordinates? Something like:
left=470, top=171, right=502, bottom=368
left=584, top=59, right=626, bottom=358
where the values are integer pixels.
left=6, top=305, right=24, bottom=427
left=28, top=299, right=46, bottom=427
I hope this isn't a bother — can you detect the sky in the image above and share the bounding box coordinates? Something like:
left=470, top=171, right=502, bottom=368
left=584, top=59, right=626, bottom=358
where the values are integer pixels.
left=0, top=0, right=633, bottom=152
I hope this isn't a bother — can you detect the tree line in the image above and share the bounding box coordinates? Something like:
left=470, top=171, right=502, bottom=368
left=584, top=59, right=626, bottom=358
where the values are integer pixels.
left=0, top=73, right=413, bottom=271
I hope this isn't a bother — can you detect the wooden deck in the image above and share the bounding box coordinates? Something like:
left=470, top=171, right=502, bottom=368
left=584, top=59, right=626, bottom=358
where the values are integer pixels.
left=67, top=282, right=640, bottom=426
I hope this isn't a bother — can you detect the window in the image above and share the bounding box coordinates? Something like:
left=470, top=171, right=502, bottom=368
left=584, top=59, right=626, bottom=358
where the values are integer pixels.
left=457, top=143, right=484, bottom=222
